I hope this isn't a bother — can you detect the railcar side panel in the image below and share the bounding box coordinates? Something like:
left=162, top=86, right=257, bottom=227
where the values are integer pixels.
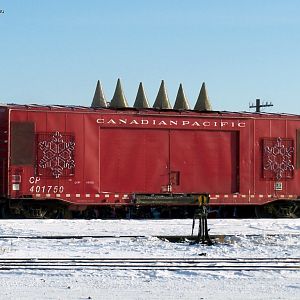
left=100, top=128, right=169, bottom=193
left=253, top=117, right=296, bottom=200
left=286, top=120, right=300, bottom=192
left=254, top=119, right=274, bottom=196
left=4, top=106, right=300, bottom=210
left=0, top=108, right=8, bottom=197
left=83, top=114, right=100, bottom=195
left=169, top=130, right=239, bottom=194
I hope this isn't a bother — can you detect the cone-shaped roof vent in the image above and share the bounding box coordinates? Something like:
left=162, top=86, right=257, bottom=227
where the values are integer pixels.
left=194, top=82, right=212, bottom=111
left=91, top=80, right=107, bottom=108
left=110, top=78, right=128, bottom=108
left=133, top=82, right=150, bottom=108
left=173, top=84, right=190, bottom=110
left=153, top=80, right=171, bottom=109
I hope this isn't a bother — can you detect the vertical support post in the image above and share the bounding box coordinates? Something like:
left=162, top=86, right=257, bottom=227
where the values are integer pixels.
left=256, top=99, right=261, bottom=112
left=191, top=195, right=213, bottom=245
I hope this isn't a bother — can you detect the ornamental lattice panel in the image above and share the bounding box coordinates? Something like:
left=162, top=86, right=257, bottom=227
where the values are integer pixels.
left=262, top=137, right=294, bottom=180
left=36, top=131, right=75, bottom=178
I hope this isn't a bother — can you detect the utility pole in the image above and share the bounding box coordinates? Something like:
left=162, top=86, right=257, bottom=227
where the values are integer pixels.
left=249, top=99, right=273, bottom=112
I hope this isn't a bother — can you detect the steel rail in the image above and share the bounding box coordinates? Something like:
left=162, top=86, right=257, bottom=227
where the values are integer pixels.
left=0, top=234, right=298, bottom=239
left=0, top=257, right=299, bottom=261
left=0, top=258, right=299, bottom=272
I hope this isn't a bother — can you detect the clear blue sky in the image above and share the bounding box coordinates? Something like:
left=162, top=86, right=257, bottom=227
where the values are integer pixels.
left=1, top=0, right=300, bottom=113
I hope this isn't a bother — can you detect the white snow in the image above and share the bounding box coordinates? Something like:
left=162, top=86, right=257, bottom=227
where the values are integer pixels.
left=0, top=219, right=299, bottom=300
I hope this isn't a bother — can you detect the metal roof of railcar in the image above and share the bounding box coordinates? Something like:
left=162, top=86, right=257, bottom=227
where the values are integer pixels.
left=1, top=103, right=300, bottom=119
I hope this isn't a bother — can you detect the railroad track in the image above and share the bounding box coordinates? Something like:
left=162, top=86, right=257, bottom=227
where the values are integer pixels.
left=0, top=234, right=299, bottom=240
left=0, top=257, right=299, bottom=271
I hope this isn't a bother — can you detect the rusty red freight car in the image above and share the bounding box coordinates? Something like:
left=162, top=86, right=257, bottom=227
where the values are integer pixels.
left=0, top=81, right=299, bottom=218
left=0, top=104, right=299, bottom=218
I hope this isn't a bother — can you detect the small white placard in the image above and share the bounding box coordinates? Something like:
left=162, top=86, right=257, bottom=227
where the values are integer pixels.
left=274, top=182, right=282, bottom=191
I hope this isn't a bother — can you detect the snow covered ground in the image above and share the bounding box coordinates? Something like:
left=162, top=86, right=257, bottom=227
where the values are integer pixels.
left=0, top=219, right=299, bottom=300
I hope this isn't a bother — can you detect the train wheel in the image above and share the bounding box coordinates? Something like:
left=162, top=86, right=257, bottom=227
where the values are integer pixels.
left=255, top=202, right=299, bottom=218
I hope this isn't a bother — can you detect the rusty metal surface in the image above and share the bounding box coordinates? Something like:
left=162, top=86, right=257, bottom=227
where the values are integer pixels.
left=11, top=122, right=35, bottom=165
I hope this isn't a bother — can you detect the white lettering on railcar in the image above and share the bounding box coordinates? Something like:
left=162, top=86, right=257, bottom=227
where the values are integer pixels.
left=29, top=177, right=40, bottom=184
left=29, top=185, right=64, bottom=194
left=96, top=117, right=246, bottom=129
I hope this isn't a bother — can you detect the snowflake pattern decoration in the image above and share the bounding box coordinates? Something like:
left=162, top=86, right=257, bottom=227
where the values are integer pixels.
left=263, top=137, right=294, bottom=180
left=38, top=131, right=75, bottom=178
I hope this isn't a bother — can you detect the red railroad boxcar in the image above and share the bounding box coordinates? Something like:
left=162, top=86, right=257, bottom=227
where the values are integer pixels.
left=0, top=104, right=299, bottom=218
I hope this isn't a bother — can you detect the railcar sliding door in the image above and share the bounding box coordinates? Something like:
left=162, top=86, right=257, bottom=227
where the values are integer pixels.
left=99, top=128, right=169, bottom=193
left=170, top=130, right=239, bottom=194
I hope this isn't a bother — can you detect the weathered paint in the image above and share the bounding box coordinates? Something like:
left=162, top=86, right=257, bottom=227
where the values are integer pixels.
left=0, top=104, right=298, bottom=207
